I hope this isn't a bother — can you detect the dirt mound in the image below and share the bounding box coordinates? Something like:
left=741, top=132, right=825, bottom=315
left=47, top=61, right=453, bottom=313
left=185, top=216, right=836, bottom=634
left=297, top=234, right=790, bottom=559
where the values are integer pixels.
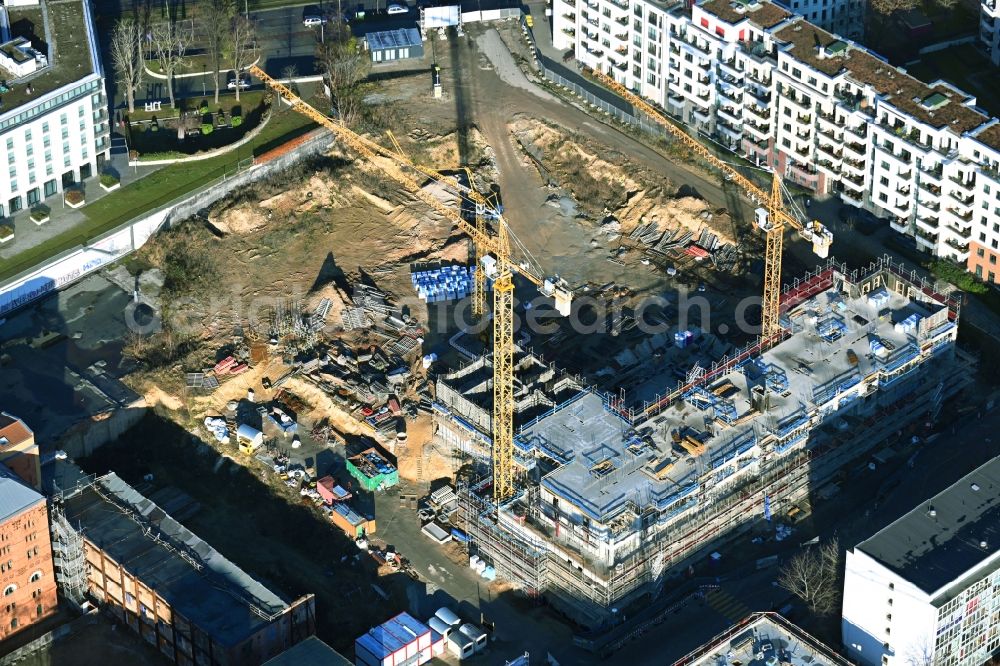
left=510, top=115, right=736, bottom=246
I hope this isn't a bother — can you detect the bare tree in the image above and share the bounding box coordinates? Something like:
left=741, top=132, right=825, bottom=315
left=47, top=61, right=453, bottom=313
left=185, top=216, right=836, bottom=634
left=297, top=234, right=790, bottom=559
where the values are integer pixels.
left=149, top=17, right=189, bottom=109
left=229, top=15, right=258, bottom=103
left=777, top=538, right=842, bottom=616
left=315, top=25, right=369, bottom=127
left=204, top=0, right=235, bottom=104
left=110, top=18, right=145, bottom=114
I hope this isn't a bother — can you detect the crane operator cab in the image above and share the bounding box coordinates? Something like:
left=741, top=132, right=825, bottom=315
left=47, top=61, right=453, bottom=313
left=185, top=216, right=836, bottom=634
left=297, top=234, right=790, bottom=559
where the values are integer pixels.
left=480, top=256, right=573, bottom=316
left=754, top=208, right=832, bottom=259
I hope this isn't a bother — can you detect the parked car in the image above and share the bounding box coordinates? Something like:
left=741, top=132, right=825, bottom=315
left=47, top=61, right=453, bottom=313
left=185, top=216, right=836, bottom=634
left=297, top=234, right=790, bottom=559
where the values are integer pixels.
left=303, top=15, right=327, bottom=26
left=387, top=3, right=408, bottom=13
left=227, top=74, right=250, bottom=90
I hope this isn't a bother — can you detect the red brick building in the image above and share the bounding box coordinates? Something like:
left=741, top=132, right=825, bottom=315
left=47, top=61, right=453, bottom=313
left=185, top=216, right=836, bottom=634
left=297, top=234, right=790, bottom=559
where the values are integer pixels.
left=0, top=464, right=58, bottom=642
left=0, top=413, right=41, bottom=492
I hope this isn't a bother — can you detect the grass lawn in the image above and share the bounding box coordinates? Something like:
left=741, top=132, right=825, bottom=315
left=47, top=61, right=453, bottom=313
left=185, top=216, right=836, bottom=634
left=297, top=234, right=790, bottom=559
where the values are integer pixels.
left=0, top=108, right=318, bottom=283
left=906, top=44, right=1000, bottom=117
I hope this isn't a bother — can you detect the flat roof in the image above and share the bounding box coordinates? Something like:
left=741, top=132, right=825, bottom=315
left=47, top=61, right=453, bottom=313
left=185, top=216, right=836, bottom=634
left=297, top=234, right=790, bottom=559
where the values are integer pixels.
left=356, top=612, right=431, bottom=659
left=675, top=613, right=850, bottom=666
left=700, top=0, right=791, bottom=29
left=857, top=456, right=1000, bottom=595
left=63, top=473, right=291, bottom=647
left=0, top=0, right=98, bottom=112
left=517, top=272, right=950, bottom=525
left=973, top=123, right=1000, bottom=154
left=263, top=637, right=352, bottom=666
left=0, top=462, right=43, bottom=523
left=770, top=16, right=993, bottom=137
left=367, top=28, right=422, bottom=51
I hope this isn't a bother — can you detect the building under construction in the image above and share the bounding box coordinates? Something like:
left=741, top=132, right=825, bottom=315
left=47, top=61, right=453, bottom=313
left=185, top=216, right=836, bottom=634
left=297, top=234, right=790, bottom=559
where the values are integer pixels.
left=49, top=471, right=316, bottom=665
left=434, top=257, right=969, bottom=629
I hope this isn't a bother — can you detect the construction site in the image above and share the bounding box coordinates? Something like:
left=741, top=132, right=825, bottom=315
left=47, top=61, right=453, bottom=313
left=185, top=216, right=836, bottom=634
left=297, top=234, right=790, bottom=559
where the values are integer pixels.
left=440, top=257, right=968, bottom=628
left=33, top=18, right=989, bottom=660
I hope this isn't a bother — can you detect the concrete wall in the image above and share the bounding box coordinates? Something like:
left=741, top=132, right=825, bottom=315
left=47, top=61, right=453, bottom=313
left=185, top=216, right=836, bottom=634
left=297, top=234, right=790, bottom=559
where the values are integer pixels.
left=58, top=404, right=148, bottom=460
left=842, top=549, right=937, bottom=666
left=0, top=129, right=333, bottom=318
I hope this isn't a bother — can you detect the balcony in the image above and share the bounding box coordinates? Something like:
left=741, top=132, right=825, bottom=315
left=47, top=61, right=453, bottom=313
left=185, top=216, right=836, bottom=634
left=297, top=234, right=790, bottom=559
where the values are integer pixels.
left=818, top=126, right=840, bottom=143
left=585, top=16, right=598, bottom=26
left=944, top=238, right=970, bottom=253
left=949, top=174, right=975, bottom=188
left=918, top=180, right=941, bottom=196
left=896, top=185, right=911, bottom=196
left=694, top=91, right=711, bottom=106
left=846, top=123, right=868, bottom=140
left=717, top=121, right=743, bottom=142
left=796, top=113, right=812, bottom=125
left=844, top=142, right=866, bottom=158
left=949, top=189, right=975, bottom=206
left=697, top=59, right=711, bottom=71
left=947, top=207, right=974, bottom=222
left=718, top=86, right=741, bottom=105
left=795, top=129, right=811, bottom=141
left=744, top=120, right=770, bottom=139
left=739, top=40, right=777, bottom=65
left=817, top=143, right=842, bottom=162
left=915, top=233, right=937, bottom=251
left=916, top=216, right=939, bottom=232
left=668, top=92, right=685, bottom=107
left=745, top=86, right=771, bottom=106
left=919, top=164, right=943, bottom=182
left=608, top=0, right=628, bottom=9
left=945, top=224, right=972, bottom=239
left=609, top=58, right=627, bottom=72
left=719, top=59, right=741, bottom=78
left=744, top=134, right=769, bottom=150
left=615, top=15, right=628, bottom=25
left=615, top=45, right=628, bottom=55
left=843, top=172, right=865, bottom=187
left=789, top=161, right=818, bottom=181
left=691, top=104, right=711, bottom=121
left=841, top=189, right=864, bottom=206
left=918, top=198, right=941, bottom=213
left=718, top=105, right=741, bottom=125
left=842, top=157, right=865, bottom=175
left=745, top=104, right=770, bottom=121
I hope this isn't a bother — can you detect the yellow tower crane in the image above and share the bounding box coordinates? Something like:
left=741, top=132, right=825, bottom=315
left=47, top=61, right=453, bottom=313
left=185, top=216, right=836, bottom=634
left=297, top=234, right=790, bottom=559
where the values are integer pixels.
left=250, top=66, right=572, bottom=503
left=590, top=71, right=833, bottom=338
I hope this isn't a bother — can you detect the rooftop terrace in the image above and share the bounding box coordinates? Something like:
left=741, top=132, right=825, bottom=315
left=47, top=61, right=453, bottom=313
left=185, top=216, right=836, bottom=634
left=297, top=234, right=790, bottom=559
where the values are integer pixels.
left=700, top=0, right=791, bottom=29
left=675, top=612, right=851, bottom=666
left=857, top=455, right=1000, bottom=596
left=768, top=14, right=997, bottom=144
left=63, top=473, right=291, bottom=647
left=0, top=0, right=97, bottom=114
left=515, top=274, right=951, bottom=524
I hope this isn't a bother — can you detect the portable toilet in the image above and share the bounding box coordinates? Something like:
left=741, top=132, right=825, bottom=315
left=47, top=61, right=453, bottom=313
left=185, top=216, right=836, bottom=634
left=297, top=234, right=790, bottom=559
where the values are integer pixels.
left=428, top=615, right=452, bottom=640
left=434, top=606, right=461, bottom=629
left=236, top=424, right=264, bottom=454
left=446, top=631, right=475, bottom=660
left=458, top=623, right=488, bottom=653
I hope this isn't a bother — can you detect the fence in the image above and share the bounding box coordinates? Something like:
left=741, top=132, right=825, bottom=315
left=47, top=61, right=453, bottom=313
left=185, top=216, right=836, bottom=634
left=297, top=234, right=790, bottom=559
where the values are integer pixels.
left=0, top=128, right=333, bottom=316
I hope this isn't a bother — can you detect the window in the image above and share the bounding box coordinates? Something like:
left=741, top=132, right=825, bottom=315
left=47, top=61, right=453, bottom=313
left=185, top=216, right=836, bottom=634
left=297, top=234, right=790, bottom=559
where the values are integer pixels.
left=979, top=248, right=986, bottom=257
left=992, top=255, right=997, bottom=265
left=8, top=196, right=21, bottom=213
left=36, top=604, right=42, bottom=617
left=60, top=113, right=67, bottom=126
left=28, top=571, right=41, bottom=584
left=888, top=598, right=893, bottom=606
left=3, top=585, right=16, bottom=596
left=888, top=583, right=894, bottom=590
left=10, top=618, right=17, bottom=630
left=44, top=180, right=56, bottom=198
left=26, top=188, right=39, bottom=206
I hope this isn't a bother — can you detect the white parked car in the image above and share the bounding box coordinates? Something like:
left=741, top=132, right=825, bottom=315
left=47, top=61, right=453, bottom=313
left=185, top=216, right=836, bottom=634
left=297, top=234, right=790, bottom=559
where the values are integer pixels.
left=303, top=15, right=326, bottom=26
left=227, top=75, right=250, bottom=90
left=387, top=3, right=408, bottom=14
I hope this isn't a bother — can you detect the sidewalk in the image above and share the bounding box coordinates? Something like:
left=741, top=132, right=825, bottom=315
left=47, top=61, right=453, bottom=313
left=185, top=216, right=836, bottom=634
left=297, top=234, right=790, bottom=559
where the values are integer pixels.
left=0, top=134, right=163, bottom=263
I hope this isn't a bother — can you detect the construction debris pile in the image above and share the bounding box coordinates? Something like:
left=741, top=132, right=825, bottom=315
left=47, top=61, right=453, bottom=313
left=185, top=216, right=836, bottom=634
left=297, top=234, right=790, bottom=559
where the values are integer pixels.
left=628, top=214, right=740, bottom=273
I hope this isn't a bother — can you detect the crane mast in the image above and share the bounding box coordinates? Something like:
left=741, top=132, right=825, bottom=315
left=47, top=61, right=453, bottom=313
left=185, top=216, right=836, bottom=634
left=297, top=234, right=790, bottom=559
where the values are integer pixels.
left=250, top=65, right=569, bottom=503
left=590, top=70, right=832, bottom=338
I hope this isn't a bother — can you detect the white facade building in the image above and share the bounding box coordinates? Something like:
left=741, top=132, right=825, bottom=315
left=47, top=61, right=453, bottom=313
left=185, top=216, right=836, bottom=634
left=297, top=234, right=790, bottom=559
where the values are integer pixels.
left=0, top=0, right=110, bottom=218
left=551, top=0, right=1000, bottom=283
left=842, top=457, right=1000, bottom=666
left=983, top=0, right=1000, bottom=66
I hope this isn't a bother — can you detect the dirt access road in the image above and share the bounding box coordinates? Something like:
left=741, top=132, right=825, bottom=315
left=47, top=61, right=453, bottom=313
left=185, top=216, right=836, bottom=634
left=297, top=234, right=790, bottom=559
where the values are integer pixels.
left=458, top=28, right=766, bottom=287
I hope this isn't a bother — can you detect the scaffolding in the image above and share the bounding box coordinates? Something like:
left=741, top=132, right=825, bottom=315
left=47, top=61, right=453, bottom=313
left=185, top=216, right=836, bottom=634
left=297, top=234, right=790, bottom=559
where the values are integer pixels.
left=49, top=501, right=87, bottom=607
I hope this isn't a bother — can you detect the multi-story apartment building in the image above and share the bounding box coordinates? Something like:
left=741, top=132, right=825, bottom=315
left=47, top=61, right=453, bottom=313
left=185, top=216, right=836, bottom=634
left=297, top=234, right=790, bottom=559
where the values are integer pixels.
left=0, top=0, right=110, bottom=218
left=0, top=413, right=41, bottom=492
left=842, top=455, right=1000, bottom=666
left=983, top=0, right=1000, bottom=66
left=0, top=464, right=58, bottom=642
left=552, top=0, right=1000, bottom=283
